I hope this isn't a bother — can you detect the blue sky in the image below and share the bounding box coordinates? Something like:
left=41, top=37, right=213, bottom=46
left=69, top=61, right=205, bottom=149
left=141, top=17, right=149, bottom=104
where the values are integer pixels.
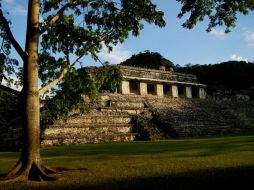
left=2, top=0, right=254, bottom=68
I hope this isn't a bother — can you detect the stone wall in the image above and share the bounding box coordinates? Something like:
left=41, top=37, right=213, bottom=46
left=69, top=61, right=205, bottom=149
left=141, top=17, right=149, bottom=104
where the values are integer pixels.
left=147, top=98, right=254, bottom=137
left=1, top=93, right=254, bottom=150
left=120, top=66, right=198, bottom=83
left=41, top=110, right=137, bottom=147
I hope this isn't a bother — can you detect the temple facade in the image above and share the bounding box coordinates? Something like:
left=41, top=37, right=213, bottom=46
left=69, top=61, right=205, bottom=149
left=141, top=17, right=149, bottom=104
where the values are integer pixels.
left=118, top=66, right=206, bottom=99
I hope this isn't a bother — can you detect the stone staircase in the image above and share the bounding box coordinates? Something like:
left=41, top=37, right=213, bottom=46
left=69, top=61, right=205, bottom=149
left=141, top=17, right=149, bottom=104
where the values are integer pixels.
left=41, top=110, right=136, bottom=146
left=2, top=93, right=254, bottom=149
left=42, top=94, right=253, bottom=145
left=146, top=98, right=254, bottom=137
left=101, top=94, right=167, bottom=140
left=41, top=93, right=170, bottom=146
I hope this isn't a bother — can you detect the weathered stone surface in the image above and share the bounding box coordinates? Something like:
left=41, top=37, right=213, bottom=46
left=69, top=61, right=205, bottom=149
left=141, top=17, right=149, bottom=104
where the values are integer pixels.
left=40, top=108, right=137, bottom=147
left=171, top=85, right=178, bottom=98
left=147, top=97, right=254, bottom=137
left=184, top=86, right=192, bottom=98
left=156, top=84, right=164, bottom=97
left=139, top=82, right=147, bottom=95
left=120, top=66, right=198, bottom=83
left=120, top=81, right=130, bottom=94
left=1, top=93, right=254, bottom=149
left=198, top=88, right=206, bottom=99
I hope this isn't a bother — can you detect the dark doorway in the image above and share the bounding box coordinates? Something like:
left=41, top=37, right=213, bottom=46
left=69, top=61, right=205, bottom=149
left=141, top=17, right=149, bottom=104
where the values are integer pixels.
left=147, top=84, right=156, bottom=95
left=178, top=85, right=184, bottom=97
left=192, top=86, right=199, bottom=98
left=130, top=81, right=139, bottom=94
left=163, top=84, right=171, bottom=96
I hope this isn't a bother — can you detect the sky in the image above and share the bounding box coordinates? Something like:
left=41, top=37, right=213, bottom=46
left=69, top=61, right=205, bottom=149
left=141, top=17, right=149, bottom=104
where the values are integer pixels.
left=2, top=0, right=254, bottom=68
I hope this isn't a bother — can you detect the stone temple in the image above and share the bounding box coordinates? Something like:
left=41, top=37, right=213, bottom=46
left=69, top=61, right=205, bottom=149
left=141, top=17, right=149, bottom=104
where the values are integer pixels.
left=1, top=63, right=254, bottom=150
left=118, top=65, right=206, bottom=99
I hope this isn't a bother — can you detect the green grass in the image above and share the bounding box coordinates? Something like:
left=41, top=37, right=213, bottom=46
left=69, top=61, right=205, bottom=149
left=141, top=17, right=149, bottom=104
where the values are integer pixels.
left=1, top=135, right=254, bottom=190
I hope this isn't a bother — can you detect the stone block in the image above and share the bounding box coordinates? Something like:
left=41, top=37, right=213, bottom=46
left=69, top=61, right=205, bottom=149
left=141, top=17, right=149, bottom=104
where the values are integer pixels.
left=156, top=84, right=164, bottom=97
left=198, top=88, right=206, bottom=99
left=171, top=85, right=178, bottom=98
left=184, top=86, right=192, bottom=98
left=139, top=82, right=147, bottom=95
left=120, top=81, right=130, bottom=94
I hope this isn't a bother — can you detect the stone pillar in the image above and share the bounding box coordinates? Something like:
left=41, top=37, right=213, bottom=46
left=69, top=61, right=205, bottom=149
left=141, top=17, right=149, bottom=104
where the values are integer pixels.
left=198, top=88, right=206, bottom=99
left=120, top=81, right=130, bottom=94
left=139, top=82, right=147, bottom=95
left=184, top=86, right=192, bottom=98
left=170, top=85, right=178, bottom=98
left=156, top=84, right=164, bottom=97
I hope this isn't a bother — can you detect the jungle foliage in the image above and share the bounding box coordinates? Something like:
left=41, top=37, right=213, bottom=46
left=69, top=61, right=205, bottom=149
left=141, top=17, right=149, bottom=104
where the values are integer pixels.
left=42, top=64, right=123, bottom=123
left=0, top=89, right=19, bottom=130
left=176, top=61, right=254, bottom=99
left=120, top=51, right=174, bottom=71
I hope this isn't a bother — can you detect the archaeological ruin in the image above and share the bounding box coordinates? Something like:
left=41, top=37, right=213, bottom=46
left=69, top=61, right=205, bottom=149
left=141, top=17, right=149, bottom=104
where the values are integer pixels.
left=118, top=65, right=206, bottom=99
left=1, top=63, right=254, bottom=150
left=39, top=65, right=254, bottom=146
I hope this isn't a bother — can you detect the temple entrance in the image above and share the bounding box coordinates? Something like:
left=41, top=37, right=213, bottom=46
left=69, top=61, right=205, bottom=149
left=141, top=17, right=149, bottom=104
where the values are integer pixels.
left=178, top=85, right=184, bottom=97
left=192, top=86, right=199, bottom=98
left=147, top=84, right=156, bottom=95
left=163, top=84, right=171, bottom=96
left=129, top=81, right=139, bottom=94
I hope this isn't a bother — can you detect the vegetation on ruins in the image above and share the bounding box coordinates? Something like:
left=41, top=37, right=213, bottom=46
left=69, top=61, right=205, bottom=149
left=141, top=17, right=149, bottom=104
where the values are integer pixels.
left=120, top=51, right=174, bottom=70
left=0, top=0, right=254, bottom=183
left=42, top=64, right=123, bottom=124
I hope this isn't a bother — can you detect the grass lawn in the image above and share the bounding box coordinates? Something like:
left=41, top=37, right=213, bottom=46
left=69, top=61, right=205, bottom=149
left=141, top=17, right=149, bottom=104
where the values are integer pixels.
left=0, top=135, right=254, bottom=190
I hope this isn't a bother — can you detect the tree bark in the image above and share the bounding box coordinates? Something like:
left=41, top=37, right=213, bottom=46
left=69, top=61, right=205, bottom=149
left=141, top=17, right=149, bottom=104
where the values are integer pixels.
left=0, top=0, right=59, bottom=183
left=22, top=0, right=41, bottom=167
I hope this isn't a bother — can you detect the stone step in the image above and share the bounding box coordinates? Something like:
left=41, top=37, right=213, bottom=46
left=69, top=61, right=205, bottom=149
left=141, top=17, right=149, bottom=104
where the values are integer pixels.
left=172, top=125, right=233, bottom=136
left=44, top=124, right=133, bottom=137
left=107, top=94, right=146, bottom=102
left=49, top=123, right=133, bottom=128
left=109, top=101, right=145, bottom=109
left=100, top=107, right=146, bottom=114
left=55, top=115, right=132, bottom=125
left=70, top=110, right=131, bottom=116
left=41, top=133, right=137, bottom=147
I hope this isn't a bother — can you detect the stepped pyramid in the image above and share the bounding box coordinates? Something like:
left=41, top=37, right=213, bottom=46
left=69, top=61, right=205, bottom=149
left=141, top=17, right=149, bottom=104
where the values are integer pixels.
left=1, top=93, right=253, bottom=149
left=42, top=93, right=254, bottom=147
left=41, top=94, right=147, bottom=146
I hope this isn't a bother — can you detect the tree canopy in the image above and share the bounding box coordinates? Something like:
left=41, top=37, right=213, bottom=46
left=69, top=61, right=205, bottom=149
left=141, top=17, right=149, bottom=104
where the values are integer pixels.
left=120, top=51, right=174, bottom=70
left=177, top=0, right=254, bottom=32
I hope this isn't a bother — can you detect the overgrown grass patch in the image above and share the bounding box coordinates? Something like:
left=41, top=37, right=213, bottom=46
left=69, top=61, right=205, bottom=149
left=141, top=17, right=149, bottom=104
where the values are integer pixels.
left=1, top=135, right=254, bottom=189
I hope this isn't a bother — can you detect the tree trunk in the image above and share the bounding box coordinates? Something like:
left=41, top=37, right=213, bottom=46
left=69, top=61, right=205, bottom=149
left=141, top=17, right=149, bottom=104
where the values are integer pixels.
left=0, top=0, right=59, bottom=183
left=23, top=0, right=41, bottom=168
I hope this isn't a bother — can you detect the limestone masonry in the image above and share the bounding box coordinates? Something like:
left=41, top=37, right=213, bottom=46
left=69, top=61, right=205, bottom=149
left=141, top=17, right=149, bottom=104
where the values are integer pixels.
left=0, top=66, right=253, bottom=149
left=118, top=66, right=206, bottom=99
left=39, top=66, right=253, bottom=146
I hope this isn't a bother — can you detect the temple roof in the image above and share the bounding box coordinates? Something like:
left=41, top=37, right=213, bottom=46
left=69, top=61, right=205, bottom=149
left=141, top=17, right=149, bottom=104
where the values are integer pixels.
left=120, top=66, right=206, bottom=87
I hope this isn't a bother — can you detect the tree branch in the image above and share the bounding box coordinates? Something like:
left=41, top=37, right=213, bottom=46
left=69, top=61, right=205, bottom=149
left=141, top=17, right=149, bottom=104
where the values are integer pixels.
left=39, top=34, right=106, bottom=96
left=39, top=55, right=71, bottom=96
left=38, top=51, right=91, bottom=96
left=40, top=0, right=91, bottom=34
left=0, top=10, right=27, bottom=61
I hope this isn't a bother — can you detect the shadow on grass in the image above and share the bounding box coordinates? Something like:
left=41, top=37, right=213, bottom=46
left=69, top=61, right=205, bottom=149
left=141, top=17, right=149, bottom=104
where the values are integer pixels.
left=1, top=165, right=253, bottom=190
left=59, top=165, right=254, bottom=190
